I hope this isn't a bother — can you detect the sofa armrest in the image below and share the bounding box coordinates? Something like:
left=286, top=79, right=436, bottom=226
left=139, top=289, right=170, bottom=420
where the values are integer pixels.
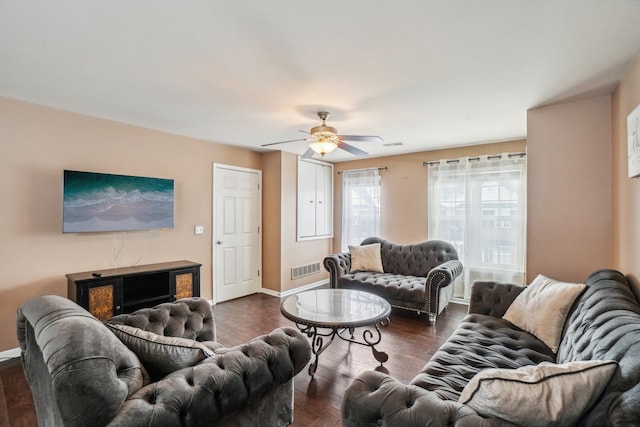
left=17, top=295, right=145, bottom=427
left=468, top=281, right=525, bottom=318
left=108, top=327, right=311, bottom=426
left=342, top=370, right=493, bottom=427
left=425, top=259, right=463, bottom=318
left=323, top=252, right=351, bottom=288
left=426, top=259, right=463, bottom=289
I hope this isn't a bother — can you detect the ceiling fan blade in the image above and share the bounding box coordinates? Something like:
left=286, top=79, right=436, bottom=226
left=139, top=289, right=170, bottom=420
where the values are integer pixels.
left=338, top=135, right=384, bottom=144
left=338, top=141, right=368, bottom=157
left=261, top=138, right=307, bottom=147
left=301, top=147, right=315, bottom=159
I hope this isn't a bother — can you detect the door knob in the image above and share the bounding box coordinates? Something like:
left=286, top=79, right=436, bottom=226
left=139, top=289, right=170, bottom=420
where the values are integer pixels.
left=217, top=240, right=223, bottom=245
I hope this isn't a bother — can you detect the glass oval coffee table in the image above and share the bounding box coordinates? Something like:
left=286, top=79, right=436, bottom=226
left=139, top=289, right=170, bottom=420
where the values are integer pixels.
left=280, top=288, right=391, bottom=377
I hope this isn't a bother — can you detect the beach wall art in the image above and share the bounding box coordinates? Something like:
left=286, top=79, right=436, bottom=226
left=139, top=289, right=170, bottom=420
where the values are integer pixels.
left=63, top=170, right=175, bottom=233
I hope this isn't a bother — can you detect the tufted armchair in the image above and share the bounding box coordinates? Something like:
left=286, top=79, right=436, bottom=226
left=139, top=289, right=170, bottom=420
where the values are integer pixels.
left=16, top=295, right=311, bottom=427
left=324, top=237, right=463, bottom=324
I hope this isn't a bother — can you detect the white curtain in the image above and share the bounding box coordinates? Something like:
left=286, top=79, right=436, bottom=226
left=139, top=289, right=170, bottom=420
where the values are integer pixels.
left=341, top=169, right=381, bottom=252
left=428, top=153, right=527, bottom=301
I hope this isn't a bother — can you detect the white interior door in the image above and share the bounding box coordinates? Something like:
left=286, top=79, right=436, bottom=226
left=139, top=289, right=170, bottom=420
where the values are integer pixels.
left=213, top=164, right=261, bottom=303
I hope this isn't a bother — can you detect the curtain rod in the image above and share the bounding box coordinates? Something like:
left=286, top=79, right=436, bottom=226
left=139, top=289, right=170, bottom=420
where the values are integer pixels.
left=338, top=166, right=388, bottom=175
left=422, top=152, right=526, bottom=167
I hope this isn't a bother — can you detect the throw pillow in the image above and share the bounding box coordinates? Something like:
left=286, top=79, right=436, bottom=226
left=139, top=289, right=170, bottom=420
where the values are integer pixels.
left=458, top=360, right=617, bottom=427
left=503, top=274, right=586, bottom=352
left=106, top=323, right=214, bottom=379
left=349, top=243, right=384, bottom=273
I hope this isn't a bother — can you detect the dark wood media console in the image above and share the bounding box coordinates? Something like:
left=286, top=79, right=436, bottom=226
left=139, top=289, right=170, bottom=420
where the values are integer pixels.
left=67, top=260, right=201, bottom=321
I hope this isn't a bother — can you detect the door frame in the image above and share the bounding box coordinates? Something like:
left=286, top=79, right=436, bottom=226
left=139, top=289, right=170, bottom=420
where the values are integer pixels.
left=212, top=163, right=262, bottom=304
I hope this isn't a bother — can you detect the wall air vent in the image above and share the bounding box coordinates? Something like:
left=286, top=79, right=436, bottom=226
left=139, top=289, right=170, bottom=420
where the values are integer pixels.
left=291, top=262, right=321, bottom=279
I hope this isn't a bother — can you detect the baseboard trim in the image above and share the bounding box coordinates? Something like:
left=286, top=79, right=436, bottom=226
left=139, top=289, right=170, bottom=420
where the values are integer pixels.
left=450, top=297, right=470, bottom=306
left=261, top=279, right=329, bottom=298
left=0, top=347, right=21, bottom=361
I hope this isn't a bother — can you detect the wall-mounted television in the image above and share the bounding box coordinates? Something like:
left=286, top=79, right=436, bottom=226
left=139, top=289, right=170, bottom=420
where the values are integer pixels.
left=63, top=170, right=174, bottom=233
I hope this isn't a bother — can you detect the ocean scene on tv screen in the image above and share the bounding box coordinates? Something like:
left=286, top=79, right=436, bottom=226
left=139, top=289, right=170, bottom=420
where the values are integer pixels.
left=63, top=170, right=174, bottom=233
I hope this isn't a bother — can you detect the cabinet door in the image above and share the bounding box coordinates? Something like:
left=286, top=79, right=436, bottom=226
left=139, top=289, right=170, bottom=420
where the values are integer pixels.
left=315, top=164, right=333, bottom=236
left=297, top=158, right=333, bottom=240
left=297, top=159, right=318, bottom=238
left=83, top=279, right=123, bottom=321
left=170, top=268, right=201, bottom=300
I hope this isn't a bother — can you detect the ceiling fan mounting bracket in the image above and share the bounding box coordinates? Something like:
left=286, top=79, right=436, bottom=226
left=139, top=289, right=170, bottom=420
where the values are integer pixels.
left=317, top=111, right=330, bottom=122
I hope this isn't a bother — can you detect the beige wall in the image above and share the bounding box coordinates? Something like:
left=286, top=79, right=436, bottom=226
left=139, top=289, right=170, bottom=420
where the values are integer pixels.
left=261, top=152, right=282, bottom=292
left=612, top=53, right=640, bottom=296
left=526, top=96, right=612, bottom=283
left=332, top=140, right=527, bottom=252
left=0, top=97, right=262, bottom=350
left=263, top=151, right=332, bottom=293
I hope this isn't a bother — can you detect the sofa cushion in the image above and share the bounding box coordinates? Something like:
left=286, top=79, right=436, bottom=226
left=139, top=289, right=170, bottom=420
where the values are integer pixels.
left=349, top=243, right=383, bottom=273
left=106, top=323, right=214, bottom=379
left=503, top=274, right=585, bottom=353
left=410, top=313, right=555, bottom=400
left=339, top=272, right=426, bottom=310
left=459, top=360, right=617, bottom=427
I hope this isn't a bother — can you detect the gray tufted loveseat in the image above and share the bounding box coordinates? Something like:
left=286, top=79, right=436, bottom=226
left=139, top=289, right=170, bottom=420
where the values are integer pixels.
left=16, top=295, right=311, bottom=427
left=342, top=269, right=640, bottom=426
left=324, top=237, right=463, bottom=324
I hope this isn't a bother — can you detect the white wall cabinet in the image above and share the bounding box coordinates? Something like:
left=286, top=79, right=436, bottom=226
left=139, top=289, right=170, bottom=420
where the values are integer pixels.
left=297, top=157, right=333, bottom=240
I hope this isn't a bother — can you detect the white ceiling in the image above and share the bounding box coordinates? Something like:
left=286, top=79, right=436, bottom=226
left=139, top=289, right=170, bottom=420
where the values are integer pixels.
left=1, top=1, right=640, bottom=161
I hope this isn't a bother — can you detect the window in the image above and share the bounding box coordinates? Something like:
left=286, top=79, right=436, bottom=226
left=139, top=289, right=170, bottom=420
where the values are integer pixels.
left=428, top=153, right=526, bottom=301
left=341, top=169, right=381, bottom=251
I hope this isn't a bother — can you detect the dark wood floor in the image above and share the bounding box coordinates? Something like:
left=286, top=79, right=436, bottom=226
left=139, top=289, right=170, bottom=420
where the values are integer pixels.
left=0, top=293, right=468, bottom=427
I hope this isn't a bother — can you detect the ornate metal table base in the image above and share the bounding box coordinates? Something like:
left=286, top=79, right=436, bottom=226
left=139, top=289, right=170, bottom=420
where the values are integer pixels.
left=295, top=317, right=390, bottom=377
left=280, top=289, right=392, bottom=378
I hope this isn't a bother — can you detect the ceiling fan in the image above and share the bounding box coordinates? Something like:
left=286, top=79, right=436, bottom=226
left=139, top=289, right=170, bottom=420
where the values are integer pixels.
left=262, top=111, right=384, bottom=159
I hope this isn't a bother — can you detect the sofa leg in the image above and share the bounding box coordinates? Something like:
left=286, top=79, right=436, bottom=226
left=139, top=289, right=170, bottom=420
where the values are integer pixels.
left=428, top=313, right=437, bottom=325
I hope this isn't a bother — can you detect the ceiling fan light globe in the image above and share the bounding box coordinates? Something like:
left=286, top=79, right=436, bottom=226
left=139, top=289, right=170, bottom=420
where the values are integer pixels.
left=309, top=140, right=338, bottom=156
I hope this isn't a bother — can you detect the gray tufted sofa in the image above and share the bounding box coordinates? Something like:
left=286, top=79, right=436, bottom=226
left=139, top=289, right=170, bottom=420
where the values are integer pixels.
left=324, top=237, right=463, bottom=324
left=342, top=269, right=640, bottom=426
left=16, top=295, right=311, bottom=427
